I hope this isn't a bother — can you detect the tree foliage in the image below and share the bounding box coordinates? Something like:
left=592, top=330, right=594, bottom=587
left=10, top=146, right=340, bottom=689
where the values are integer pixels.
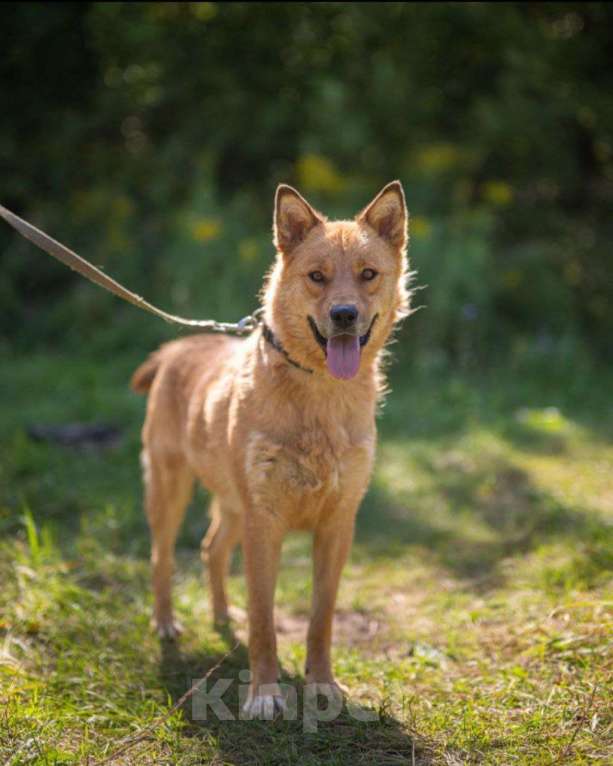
left=1, top=2, right=612, bottom=360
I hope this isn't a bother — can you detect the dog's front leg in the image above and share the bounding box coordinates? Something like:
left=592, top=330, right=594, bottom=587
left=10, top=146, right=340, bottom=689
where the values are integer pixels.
left=305, top=510, right=356, bottom=694
left=242, top=508, right=286, bottom=719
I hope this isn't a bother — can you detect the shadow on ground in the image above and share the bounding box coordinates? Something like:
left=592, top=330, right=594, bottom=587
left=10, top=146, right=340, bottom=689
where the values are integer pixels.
left=159, top=625, right=424, bottom=766
left=356, top=449, right=612, bottom=587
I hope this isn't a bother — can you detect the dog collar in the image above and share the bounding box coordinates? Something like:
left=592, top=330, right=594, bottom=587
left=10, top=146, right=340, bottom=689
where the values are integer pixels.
left=261, top=323, right=314, bottom=374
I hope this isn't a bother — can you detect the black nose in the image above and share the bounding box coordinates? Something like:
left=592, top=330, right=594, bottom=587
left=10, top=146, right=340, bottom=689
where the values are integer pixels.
left=330, top=304, right=359, bottom=329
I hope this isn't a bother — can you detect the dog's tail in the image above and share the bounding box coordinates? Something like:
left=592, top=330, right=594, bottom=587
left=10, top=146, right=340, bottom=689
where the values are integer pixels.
left=131, top=351, right=162, bottom=395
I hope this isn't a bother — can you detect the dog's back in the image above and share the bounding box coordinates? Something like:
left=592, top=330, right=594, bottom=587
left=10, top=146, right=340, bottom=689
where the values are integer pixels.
left=131, top=333, right=239, bottom=395
left=131, top=333, right=245, bottom=460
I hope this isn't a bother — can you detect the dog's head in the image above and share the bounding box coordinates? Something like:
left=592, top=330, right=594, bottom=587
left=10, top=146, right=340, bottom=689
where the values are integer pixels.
left=264, top=182, right=410, bottom=381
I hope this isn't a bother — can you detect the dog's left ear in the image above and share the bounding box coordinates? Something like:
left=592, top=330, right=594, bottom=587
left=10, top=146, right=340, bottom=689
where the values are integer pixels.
left=357, top=181, right=408, bottom=249
left=274, top=185, right=324, bottom=256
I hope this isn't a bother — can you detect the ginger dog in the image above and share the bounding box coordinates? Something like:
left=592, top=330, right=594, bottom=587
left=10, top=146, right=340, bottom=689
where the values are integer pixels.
left=131, top=182, right=410, bottom=718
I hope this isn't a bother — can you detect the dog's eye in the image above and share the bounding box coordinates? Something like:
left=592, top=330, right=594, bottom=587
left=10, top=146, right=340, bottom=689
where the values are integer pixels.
left=361, top=268, right=378, bottom=281
left=309, top=271, right=325, bottom=283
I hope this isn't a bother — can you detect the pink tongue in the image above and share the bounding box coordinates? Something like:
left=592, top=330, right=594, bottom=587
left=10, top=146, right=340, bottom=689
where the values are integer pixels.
left=326, top=335, right=361, bottom=380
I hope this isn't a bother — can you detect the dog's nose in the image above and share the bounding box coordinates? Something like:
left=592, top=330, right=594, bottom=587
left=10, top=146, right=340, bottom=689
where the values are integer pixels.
left=330, top=304, right=359, bottom=329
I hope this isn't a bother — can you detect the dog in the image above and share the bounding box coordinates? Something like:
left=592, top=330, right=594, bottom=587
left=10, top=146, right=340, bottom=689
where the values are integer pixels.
left=131, top=181, right=410, bottom=718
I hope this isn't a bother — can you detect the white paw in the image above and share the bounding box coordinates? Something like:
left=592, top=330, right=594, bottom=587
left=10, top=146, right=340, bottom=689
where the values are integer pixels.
left=153, top=616, right=183, bottom=640
left=242, top=692, right=287, bottom=720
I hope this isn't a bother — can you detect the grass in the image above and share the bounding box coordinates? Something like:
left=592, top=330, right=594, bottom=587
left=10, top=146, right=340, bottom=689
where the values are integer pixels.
left=0, top=342, right=612, bottom=765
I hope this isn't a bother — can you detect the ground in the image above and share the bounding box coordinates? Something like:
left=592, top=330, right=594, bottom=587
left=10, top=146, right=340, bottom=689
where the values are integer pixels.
left=0, top=347, right=611, bottom=765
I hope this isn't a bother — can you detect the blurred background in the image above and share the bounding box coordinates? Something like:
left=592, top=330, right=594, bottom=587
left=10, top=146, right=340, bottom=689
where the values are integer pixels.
left=1, top=2, right=612, bottom=366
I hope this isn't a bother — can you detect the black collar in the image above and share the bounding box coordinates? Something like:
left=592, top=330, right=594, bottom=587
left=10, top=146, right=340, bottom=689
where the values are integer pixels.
left=261, top=323, right=314, bottom=374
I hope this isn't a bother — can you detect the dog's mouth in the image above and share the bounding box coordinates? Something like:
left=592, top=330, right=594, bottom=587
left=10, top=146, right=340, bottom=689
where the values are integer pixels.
left=307, top=314, right=378, bottom=381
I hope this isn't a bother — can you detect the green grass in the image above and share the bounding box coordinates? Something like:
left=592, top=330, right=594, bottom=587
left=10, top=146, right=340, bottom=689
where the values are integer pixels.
left=1, top=345, right=612, bottom=765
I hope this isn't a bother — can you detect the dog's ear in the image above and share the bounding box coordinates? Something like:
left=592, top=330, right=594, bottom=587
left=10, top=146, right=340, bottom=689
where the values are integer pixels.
left=274, top=185, right=324, bottom=256
left=357, top=181, right=408, bottom=249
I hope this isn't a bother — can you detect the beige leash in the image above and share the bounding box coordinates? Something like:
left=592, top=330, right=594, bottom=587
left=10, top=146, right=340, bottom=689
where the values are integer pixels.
left=0, top=203, right=262, bottom=333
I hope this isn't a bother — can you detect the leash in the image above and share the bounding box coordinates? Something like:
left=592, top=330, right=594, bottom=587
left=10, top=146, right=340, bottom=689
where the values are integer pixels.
left=0, top=202, right=262, bottom=335
left=0, top=202, right=316, bottom=372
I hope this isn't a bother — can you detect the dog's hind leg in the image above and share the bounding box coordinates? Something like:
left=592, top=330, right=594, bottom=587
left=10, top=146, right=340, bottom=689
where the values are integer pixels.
left=142, top=449, right=195, bottom=639
left=201, top=496, right=242, bottom=625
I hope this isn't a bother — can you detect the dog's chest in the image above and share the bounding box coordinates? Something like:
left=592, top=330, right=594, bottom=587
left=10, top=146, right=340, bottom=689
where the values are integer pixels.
left=245, top=421, right=374, bottom=522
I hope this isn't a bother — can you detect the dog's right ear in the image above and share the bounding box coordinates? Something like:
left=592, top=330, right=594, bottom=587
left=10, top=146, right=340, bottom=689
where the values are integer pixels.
left=274, top=185, right=324, bottom=256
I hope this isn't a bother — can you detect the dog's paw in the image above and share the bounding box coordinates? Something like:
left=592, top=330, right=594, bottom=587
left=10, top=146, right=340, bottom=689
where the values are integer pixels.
left=153, top=616, right=183, bottom=640
left=242, top=691, right=287, bottom=720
